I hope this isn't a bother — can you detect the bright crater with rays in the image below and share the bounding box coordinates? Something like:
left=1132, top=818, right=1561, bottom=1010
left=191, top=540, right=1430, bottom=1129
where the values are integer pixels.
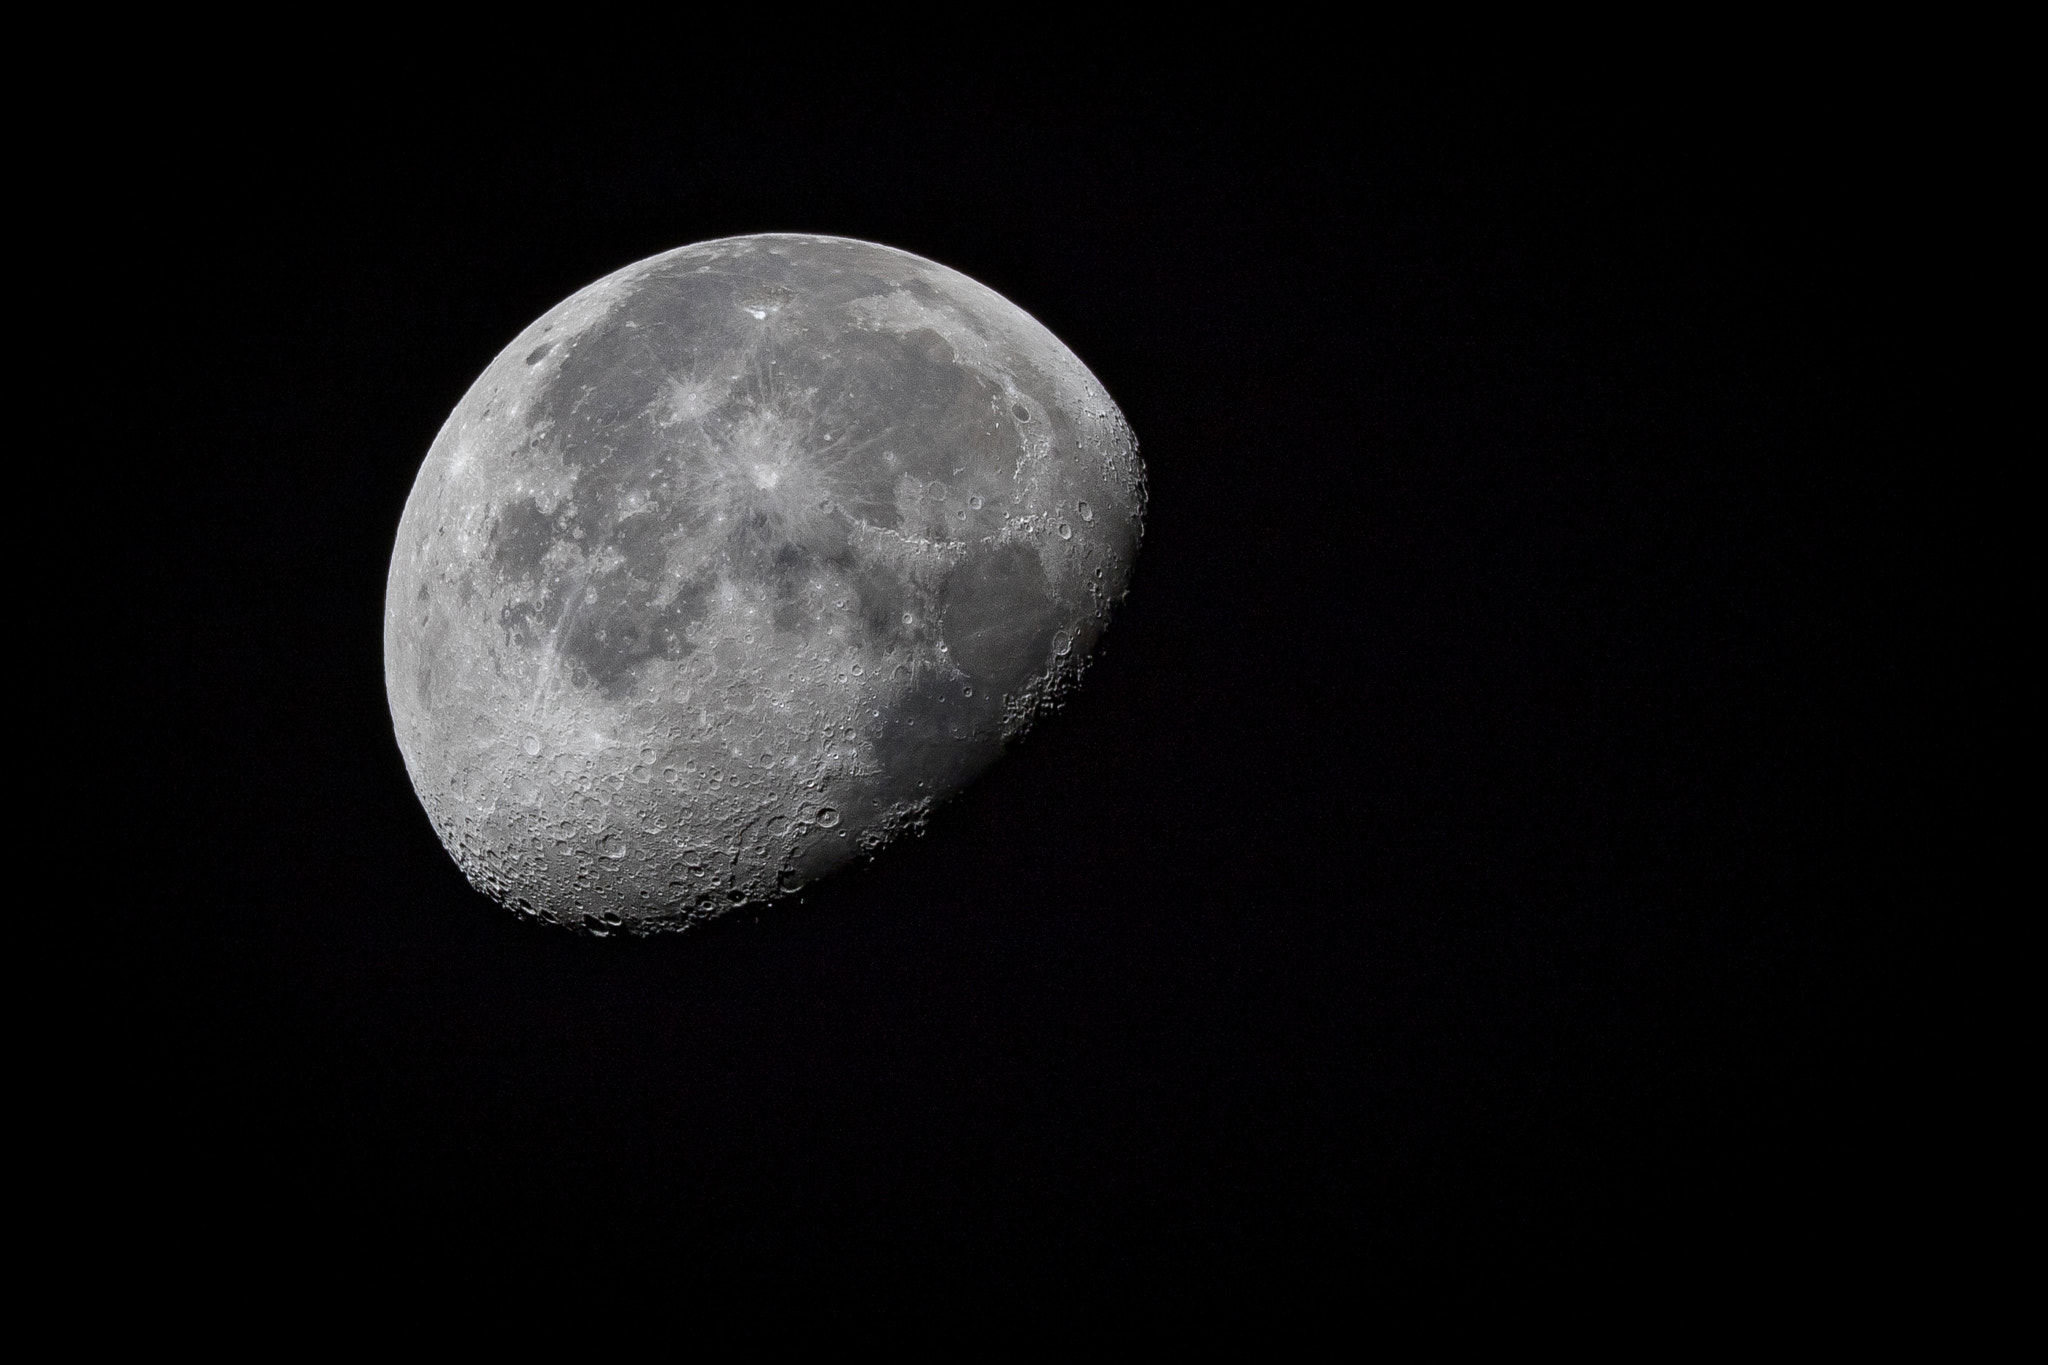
left=384, top=235, right=1145, bottom=934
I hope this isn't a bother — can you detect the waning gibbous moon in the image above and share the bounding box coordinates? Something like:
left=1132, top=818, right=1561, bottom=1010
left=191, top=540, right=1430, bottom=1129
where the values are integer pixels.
left=384, top=234, right=1145, bottom=934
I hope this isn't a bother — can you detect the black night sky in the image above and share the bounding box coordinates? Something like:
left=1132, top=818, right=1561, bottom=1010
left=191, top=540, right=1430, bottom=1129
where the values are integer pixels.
left=121, top=75, right=1951, bottom=1318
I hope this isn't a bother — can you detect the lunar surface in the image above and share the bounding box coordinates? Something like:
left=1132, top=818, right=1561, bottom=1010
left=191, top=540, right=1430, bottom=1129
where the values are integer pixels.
left=384, top=235, right=1145, bottom=934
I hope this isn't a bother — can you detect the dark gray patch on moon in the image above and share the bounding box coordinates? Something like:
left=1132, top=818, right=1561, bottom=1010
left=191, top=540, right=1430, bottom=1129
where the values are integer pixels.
left=943, top=544, right=1058, bottom=684
left=385, top=234, right=1145, bottom=935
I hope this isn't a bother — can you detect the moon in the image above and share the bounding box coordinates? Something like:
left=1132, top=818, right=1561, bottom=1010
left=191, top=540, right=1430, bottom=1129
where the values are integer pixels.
left=384, top=235, right=1145, bottom=934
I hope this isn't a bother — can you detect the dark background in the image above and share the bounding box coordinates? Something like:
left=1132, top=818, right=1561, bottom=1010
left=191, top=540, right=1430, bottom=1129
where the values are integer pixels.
left=121, top=78, right=1949, bottom=1313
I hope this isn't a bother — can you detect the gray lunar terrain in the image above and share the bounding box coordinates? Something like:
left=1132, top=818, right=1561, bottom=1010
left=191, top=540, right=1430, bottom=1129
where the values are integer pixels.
left=384, top=234, right=1145, bottom=934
